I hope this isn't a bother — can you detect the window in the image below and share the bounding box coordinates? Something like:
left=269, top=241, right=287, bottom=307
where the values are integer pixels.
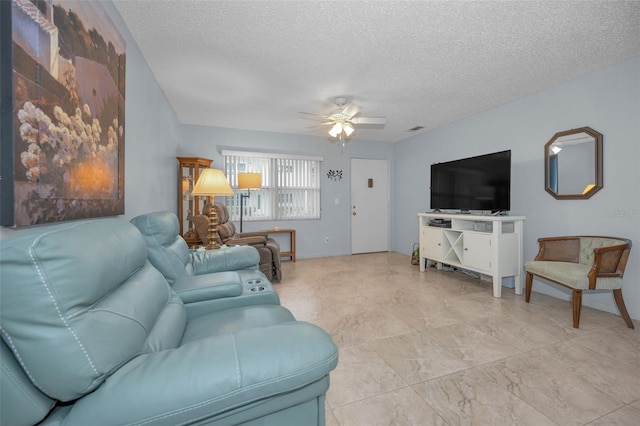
left=222, top=150, right=322, bottom=221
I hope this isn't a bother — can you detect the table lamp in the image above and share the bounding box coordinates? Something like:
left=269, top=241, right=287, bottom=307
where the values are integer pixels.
left=237, top=172, right=262, bottom=233
left=192, top=168, right=234, bottom=249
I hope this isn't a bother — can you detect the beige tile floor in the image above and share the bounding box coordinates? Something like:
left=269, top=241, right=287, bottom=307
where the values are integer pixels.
left=273, top=252, right=640, bottom=426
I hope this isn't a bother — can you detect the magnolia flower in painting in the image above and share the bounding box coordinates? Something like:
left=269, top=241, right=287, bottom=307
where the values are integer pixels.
left=53, top=105, right=71, bottom=127
left=20, top=143, right=46, bottom=181
left=18, top=102, right=53, bottom=146
left=16, top=101, right=119, bottom=182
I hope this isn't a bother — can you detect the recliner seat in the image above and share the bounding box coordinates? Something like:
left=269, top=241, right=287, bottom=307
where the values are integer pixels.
left=131, top=211, right=279, bottom=317
left=1, top=218, right=338, bottom=425
left=194, top=202, right=282, bottom=282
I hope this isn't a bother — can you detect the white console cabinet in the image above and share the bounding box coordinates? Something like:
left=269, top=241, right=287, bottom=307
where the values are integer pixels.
left=418, top=213, right=525, bottom=298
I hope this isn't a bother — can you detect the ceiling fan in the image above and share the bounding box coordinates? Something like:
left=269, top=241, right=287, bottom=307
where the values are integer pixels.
left=300, top=97, right=386, bottom=143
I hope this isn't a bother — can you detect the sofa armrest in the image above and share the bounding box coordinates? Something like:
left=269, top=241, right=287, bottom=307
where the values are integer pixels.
left=586, top=242, right=631, bottom=289
left=172, top=272, right=243, bottom=303
left=189, top=245, right=259, bottom=274
left=226, top=236, right=268, bottom=246
left=59, top=322, right=339, bottom=425
left=239, top=231, right=269, bottom=238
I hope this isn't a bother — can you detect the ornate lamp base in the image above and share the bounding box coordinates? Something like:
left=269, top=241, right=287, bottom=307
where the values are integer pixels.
left=205, top=197, right=223, bottom=249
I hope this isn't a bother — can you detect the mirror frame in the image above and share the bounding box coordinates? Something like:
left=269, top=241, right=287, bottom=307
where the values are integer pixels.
left=544, top=126, right=603, bottom=200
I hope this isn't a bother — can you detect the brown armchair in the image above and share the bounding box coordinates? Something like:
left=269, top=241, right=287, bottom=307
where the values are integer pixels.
left=194, top=202, right=282, bottom=282
left=525, top=236, right=633, bottom=329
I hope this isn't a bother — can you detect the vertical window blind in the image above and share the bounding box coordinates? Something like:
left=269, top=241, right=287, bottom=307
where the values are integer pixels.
left=222, top=151, right=322, bottom=221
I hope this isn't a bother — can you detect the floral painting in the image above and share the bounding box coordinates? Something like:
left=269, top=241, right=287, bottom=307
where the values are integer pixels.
left=3, top=0, right=126, bottom=226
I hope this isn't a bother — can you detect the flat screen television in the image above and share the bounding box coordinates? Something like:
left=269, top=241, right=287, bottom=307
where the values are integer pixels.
left=430, top=150, right=511, bottom=213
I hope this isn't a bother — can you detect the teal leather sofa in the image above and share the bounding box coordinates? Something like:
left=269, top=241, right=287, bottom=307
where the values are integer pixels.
left=131, top=211, right=280, bottom=318
left=0, top=218, right=338, bottom=425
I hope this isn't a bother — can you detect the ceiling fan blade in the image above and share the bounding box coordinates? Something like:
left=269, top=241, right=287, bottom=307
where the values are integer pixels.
left=342, top=102, right=362, bottom=118
left=352, top=116, right=386, bottom=125
left=308, top=121, right=335, bottom=129
left=299, top=111, right=330, bottom=122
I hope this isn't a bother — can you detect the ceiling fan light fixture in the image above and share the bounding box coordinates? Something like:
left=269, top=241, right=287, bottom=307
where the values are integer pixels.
left=299, top=97, right=385, bottom=143
left=328, top=122, right=343, bottom=137
left=343, top=122, right=355, bottom=136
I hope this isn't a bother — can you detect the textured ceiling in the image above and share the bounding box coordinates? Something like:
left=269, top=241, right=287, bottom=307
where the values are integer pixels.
left=113, top=0, right=640, bottom=143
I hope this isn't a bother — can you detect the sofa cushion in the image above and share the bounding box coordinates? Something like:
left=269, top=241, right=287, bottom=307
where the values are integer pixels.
left=0, top=219, right=186, bottom=401
left=579, top=237, right=627, bottom=265
left=525, top=260, right=623, bottom=290
left=180, top=304, right=296, bottom=344
left=54, top=321, right=337, bottom=425
left=131, top=212, right=192, bottom=284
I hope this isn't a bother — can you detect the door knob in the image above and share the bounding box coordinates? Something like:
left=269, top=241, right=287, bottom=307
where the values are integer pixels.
left=352, top=212, right=357, bottom=216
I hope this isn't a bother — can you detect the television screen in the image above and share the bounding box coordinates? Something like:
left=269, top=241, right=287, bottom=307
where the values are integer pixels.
left=430, top=150, right=511, bottom=212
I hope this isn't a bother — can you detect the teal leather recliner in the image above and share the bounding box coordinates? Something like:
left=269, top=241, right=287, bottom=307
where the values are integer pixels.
left=0, top=218, right=338, bottom=425
left=131, top=211, right=279, bottom=318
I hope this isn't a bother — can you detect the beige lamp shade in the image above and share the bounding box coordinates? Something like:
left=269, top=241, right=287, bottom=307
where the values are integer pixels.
left=191, top=168, right=233, bottom=249
left=237, top=172, right=262, bottom=190
left=192, top=168, right=234, bottom=196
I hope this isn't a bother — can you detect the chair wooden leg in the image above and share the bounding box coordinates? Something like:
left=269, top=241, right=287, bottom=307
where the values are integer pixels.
left=613, top=289, right=635, bottom=329
left=572, top=290, right=582, bottom=328
left=525, top=273, right=533, bottom=303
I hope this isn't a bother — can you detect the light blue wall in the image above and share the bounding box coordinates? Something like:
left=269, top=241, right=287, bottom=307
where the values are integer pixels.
left=179, top=126, right=394, bottom=258
left=101, top=1, right=182, bottom=220
left=393, top=56, right=640, bottom=320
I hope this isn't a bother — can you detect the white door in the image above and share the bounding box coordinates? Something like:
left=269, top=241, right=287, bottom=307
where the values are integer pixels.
left=351, top=158, right=389, bottom=254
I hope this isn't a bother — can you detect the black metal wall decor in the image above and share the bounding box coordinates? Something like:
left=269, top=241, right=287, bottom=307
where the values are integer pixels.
left=327, top=170, right=343, bottom=181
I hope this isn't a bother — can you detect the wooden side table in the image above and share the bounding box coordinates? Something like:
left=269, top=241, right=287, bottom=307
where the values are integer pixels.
left=263, top=228, right=296, bottom=262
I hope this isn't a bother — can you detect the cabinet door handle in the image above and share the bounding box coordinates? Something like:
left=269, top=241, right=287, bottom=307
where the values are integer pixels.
left=464, top=248, right=468, bottom=251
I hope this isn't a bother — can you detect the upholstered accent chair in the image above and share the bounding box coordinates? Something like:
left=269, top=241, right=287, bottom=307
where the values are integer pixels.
left=194, top=202, right=282, bottom=282
left=525, top=236, right=633, bottom=329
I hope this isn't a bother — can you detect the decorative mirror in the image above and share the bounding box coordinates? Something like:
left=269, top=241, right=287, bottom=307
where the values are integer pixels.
left=545, top=127, right=603, bottom=200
